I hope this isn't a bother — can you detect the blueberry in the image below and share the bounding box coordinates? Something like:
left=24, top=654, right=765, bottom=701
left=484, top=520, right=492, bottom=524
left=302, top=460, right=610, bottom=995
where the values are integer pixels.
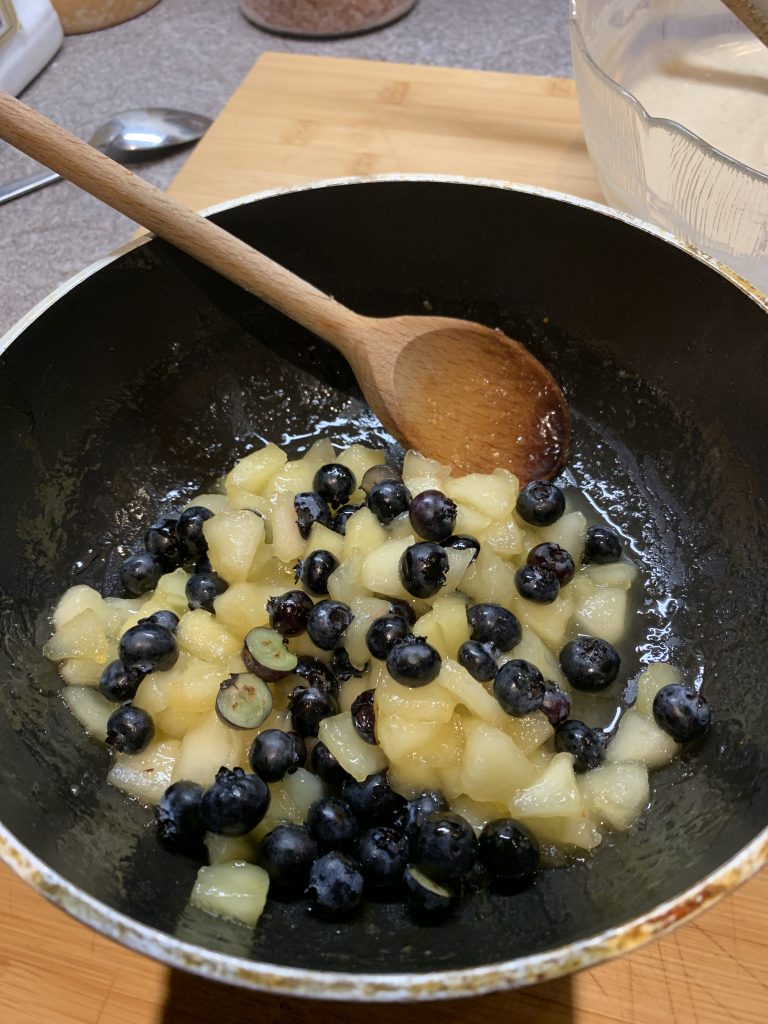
left=399, top=541, right=449, bottom=598
left=527, top=542, right=575, bottom=586
left=554, top=720, right=606, bottom=771
left=311, top=740, right=352, bottom=785
left=389, top=599, right=416, bottom=626
left=267, top=590, right=314, bottom=637
left=329, top=647, right=363, bottom=682
left=288, top=686, right=339, bottom=737
left=185, top=570, right=228, bottom=612
left=155, top=780, right=205, bottom=848
left=306, top=851, right=364, bottom=920
left=296, top=549, right=338, bottom=595
left=248, top=729, right=306, bottom=782
left=441, top=534, right=481, bottom=563
left=142, top=609, right=180, bottom=633
left=653, top=684, right=711, bottom=743
left=386, top=639, right=441, bottom=687
left=360, top=463, right=401, bottom=494
left=176, top=505, right=214, bottom=559
left=409, top=490, right=457, bottom=542
left=199, top=766, right=270, bottom=835
left=307, top=796, right=358, bottom=852
left=119, top=552, right=163, bottom=597
left=541, top=682, right=572, bottom=727
left=306, top=599, right=354, bottom=651
left=403, top=865, right=456, bottom=917
left=293, top=655, right=339, bottom=698
left=194, top=553, right=212, bottom=574
left=99, top=659, right=142, bottom=702
left=478, top=818, right=539, bottom=890
left=145, top=518, right=183, bottom=569
left=457, top=640, right=499, bottom=682
left=119, top=621, right=178, bottom=676
left=367, top=480, right=411, bottom=525
left=402, top=790, right=449, bottom=836
left=515, top=480, right=566, bottom=526
left=584, top=525, right=623, bottom=565
left=342, top=771, right=405, bottom=827
left=313, top=463, right=355, bottom=509
left=331, top=503, right=363, bottom=535
left=493, top=659, right=546, bottom=716
left=294, top=492, right=332, bottom=539
left=413, top=811, right=478, bottom=882
left=357, top=826, right=408, bottom=893
left=351, top=688, right=377, bottom=744
left=466, top=603, right=521, bottom=651
left=366, top=614, right=410, bottom=660
left=258, top=824, right=317, bottom=897
left=515, top=564, right=560, bottom=604
left=560, top=636, right=620, bottom=691
left=105, top=704, right=155, bottom=754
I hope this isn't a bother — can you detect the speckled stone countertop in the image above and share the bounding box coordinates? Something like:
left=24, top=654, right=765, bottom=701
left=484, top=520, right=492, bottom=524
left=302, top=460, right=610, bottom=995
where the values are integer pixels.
left=0, top=0, right=572, bottom=338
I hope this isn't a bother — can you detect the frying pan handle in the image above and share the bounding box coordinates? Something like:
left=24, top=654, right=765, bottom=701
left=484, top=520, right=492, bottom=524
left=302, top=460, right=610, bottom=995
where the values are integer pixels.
left=0, top=92, right=365, bottom=354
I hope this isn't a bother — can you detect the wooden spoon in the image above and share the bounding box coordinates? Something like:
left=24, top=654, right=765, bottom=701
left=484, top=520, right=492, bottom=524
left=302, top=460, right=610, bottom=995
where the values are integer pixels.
left=0, top=92, right=570, bottom=482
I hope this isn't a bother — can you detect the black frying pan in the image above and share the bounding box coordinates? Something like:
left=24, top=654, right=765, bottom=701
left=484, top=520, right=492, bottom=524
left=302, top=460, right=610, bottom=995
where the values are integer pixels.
left=1, top=178, right=767, bottom=999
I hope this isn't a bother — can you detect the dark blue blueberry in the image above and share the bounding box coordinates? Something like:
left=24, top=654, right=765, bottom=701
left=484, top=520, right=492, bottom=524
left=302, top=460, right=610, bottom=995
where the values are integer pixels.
left=386, top=639, right=441, bottom=687
left=294, top=491, right=332, bottom=539
left=584, top=525, right=623, bottom=565
left=99, top=659, right=142, bottom=702
left=402, top=790, right=449, bottom=836
left=185, top=570, right=228, bottom=612
left=288, top=686, right=339, bottom=737
left=478, top=818, right=539, bottom=890
left=360, top=463, right=401, bottom=494
left=403, top=865, right=456, bottom=917
left=515, top=480, right=566, bottom=526
left=119, top=552, right=163, bottom=597
left=267, top=590, right=314, bottom=637
left=412, top=811, right=478, bottom=882
left=541, top=682, right=572, bottom=727
left=296, top=549, right=338, bottom=595
left=119, top=621, right=178, bottom=676
left=457, top=640, right=499, bottom=682
left=258, top=824, right=317, bottom=897
left=145, top=518, right=183, bottom=569
left=527, top=542, right=575, bottom=586
left=399, top=541, right=449, bottom=599
left=389, top=599, right=416, bottom=626
left=142, top=609, right=180, bottom=633
left=367, top=480, right=411, bottom=525
left=105, top=704, right=154, bottom=754
left=307, top=796, right=358, bottom=852
left=350, top=688, right=377, bottom=744
left=305, top=851, right=364, bottom=920
left=466, top=603, right=521, bottom=651
left=248, top=729, right=306, bottom=782
left=653, top=684, right=711, bottom=743
left=356, top=826, right=408, bottom=893
left=155, top=780, right=204, bottom=848
left=560, top=636, right=620, bottom=692
left=408, top=489, right=457, bottom=542
left=331, top=503, right=363, bottom=535
left=329, top=647, right=364, bottom=682
left=293, top=655, right=339, bottom=697
left=515, top=564, right=559, bottom=604
left=342, top=771, right=405, bottom=827
left=176, top=505, right=214, bottom=559
left=306, top=599, right=354, bottom=651
left=441, top=534, right=481, bottom=563
left=311, top=740, right=352, bottom=785
left=199, top=766, right=270, bottom=835
left=554, top=720, right=606, bottom=771
left=366, top=614, right=411, bottom=660
left=493, top=659, right=546, bottom=717
left=195, top=554, right=212, bottom=574
left=313, top=463, right=355, bottom=509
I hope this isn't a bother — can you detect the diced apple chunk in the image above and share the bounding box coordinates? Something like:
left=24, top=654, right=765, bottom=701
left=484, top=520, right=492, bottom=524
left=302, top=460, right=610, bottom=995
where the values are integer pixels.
left=571, top=580, right=627, bottom=647
left=304, top=522, right=344, bottom=561
left=634, top=662, right=682, bottom=718
left=510, top=752, right=584, bottom=819
left=317, top=712, right=388, bottom=781
left=53, top=585, right=110, bottom=632
left=342, top=508, right=387, bottom=561
left=402, top=450, right=449, bottom=496
left=44, top=609, right=109, bottom=664
left=108, top=739, right=181, bottom=805
left=508, top=587, right=574, bottom=651
left=578, top=762, right=650, bottom=830
left=405, top=715, right=464, bottom=768
left=191, top=861, right=269, bottom=927
left=282, top=767, right=325, bottom=820
left=508, top=629, right=568, bottom=689
left=459, top=548, right=517, bottom=607
left=176, top=610, right=240, bottom=664
left=450, top=795, right=508, bottom=835
left=377, top=714, right=444, bottom=762
left=270, top=490, right=304, bottom=563
left=62, top=686, right=114, bottom=741
left=361, top=536, right=414, bottom=600
left=586, top=561, right=638, bottom=590
left=375, top=672, right=455, bottom=723
left=389, top=760, right=443, bottom=799
left=225, top=443, right=287, bottom=501
left=445, top=471, right=517, bottom=520
left=212, top=581, right=272, bottom=640
left=606, top=710, right=679, bottom=769
left=535, top=511, right=587, bottom=563
left=205, top=833, right=255, bottom=865
left=460, top=720, right=536, bottom=803
left=327, top=554, right=369, bottom=605
left=172, top=711, right=244, bottom=787
left=187, top=493, right=237, bottom=516
left=438, top=660, right=509, bottom=729
left=204, top=511, right=265, bottom=584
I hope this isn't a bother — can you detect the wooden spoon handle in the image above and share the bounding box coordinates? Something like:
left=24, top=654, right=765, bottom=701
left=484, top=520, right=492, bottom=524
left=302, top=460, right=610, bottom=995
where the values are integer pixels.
left=0, top=91, right=364, bottom=351
left=719, top=0, right=768, bottom=47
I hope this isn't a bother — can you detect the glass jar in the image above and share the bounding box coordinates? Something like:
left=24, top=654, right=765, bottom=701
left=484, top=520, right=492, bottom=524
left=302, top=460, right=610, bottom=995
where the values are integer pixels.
left=239, top=0, right=417, bottom=38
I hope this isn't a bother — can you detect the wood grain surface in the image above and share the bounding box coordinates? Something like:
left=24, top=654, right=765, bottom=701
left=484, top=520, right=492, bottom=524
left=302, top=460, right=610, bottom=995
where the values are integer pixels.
left=3, top=52, right=765, bottom=1024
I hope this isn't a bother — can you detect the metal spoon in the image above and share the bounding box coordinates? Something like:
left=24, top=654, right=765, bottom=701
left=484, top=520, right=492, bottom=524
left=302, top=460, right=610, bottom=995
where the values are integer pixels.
left=0, top=108, right=212, bottom=205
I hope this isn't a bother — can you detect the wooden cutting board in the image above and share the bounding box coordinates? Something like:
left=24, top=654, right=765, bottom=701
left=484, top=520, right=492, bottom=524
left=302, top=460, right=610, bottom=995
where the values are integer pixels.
left=2, top=52, right=766, bottom=1024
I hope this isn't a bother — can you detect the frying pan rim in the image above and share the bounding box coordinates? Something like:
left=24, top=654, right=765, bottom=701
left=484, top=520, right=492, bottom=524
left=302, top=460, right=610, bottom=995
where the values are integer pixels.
left=1, top=174, right=766, bottom=1000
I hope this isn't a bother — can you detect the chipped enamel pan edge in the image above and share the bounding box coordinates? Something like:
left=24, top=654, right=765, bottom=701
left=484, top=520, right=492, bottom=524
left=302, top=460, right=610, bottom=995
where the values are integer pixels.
left=1, top=174, right=767, bottom=1001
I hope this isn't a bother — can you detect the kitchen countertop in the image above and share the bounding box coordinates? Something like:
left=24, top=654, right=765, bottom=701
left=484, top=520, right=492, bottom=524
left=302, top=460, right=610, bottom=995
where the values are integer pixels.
left=0, top=0, right=572, bottom=338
